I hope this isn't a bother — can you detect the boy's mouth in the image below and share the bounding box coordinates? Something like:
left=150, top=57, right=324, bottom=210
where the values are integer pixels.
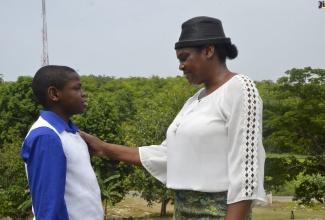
left=82, top=101, right=88, bottom=107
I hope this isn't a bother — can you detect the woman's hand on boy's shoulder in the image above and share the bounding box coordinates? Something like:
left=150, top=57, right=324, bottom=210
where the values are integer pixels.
left=79, top=130, right=105, bottom=156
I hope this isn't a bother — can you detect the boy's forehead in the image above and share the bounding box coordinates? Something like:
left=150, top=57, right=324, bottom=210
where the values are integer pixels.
left=61, top=72, right=81, bottom=86
left=66, top=71, right=80, bottom=79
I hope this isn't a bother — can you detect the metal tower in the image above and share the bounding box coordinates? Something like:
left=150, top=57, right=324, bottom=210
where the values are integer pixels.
left=42, top=0, right=49, bottom=66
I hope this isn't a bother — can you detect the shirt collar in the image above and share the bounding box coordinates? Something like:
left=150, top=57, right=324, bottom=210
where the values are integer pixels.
left=40, top=110, right=79, bottom=134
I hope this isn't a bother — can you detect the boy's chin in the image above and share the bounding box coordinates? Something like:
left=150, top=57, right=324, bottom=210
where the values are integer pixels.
left=78, top=108, right=87, bottom=115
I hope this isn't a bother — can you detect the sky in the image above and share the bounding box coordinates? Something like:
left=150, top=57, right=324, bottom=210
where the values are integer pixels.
left=1, top=0, right=324, bottom=82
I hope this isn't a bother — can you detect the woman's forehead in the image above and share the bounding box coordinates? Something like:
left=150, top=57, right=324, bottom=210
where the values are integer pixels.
left=176, top=47, right=195, bottom=56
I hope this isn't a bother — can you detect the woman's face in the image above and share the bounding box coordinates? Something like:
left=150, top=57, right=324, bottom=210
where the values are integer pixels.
left=176, top=47, right=207, bottom=85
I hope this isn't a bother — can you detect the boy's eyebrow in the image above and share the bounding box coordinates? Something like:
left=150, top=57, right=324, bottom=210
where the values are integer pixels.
left=74, top=82, right=82, bottom=87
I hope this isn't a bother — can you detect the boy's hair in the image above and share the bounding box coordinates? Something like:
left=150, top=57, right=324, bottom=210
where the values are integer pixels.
left=32, top=65, right=77, bottom=106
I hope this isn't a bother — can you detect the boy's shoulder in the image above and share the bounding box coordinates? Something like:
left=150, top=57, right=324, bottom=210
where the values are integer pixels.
left=25, top=126, right=60, bottom=142
left=24, top=116, right=60, bottom=143
left=29, top=115, right=60, bottom=135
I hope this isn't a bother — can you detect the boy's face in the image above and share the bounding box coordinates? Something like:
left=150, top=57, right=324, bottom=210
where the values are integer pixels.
left=57, top=72, right=88, bottom=117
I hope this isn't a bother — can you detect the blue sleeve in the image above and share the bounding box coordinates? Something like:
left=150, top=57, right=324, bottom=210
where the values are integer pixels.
left=21, top=128, right=69, bottom=220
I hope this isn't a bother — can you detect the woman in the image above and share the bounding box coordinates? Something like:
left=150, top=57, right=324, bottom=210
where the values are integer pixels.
left=80, top=16, right=268, bottom=219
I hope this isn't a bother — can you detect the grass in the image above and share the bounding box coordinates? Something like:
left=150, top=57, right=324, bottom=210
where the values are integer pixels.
left=253, top=202, right=325, bottom=220
left=105, top=196, right=174, bottom=219
left=104, top=196, right=325, bottom=220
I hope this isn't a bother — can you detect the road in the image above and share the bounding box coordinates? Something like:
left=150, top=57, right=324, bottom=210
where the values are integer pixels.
left=272, top=196, right=294, bottom=202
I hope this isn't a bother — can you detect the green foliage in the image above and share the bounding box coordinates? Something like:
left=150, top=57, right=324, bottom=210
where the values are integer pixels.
left=0, top=185, right=27, bottom=217
left=293, top=174, right=325, bottom=204
left=264, top=156, right=301, bottom=192
left=117, top=76, right=198, bottom=216
left=100, top=174, right=123, bottom=207
left=97, top=173, right=123, bottom=216
left=17, top=194, right=32, bottom=212
left=1, top=68, right=324, bottom=217
left=0, top=79, right=33, bottom=217
left=260, top=67, right=325, bottom=204
left=0, top=75, right=196, bottom=218
left=75, top=75, right=198, bottom=216
left=0, top=77, right=40, bottom=146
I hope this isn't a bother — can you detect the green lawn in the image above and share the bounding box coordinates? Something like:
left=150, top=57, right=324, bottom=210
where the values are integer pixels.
left=253, top=202, right=325, bottom=220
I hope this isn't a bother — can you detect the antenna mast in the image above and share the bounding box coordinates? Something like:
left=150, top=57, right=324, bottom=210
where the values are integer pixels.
left=42, top=0, right=49, bottom=66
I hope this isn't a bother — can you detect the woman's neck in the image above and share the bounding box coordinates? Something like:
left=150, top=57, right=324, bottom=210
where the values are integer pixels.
left=200, top=67, right=235, bottom=99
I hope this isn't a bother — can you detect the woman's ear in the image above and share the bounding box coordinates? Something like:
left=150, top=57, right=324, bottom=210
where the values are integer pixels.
left=204, top=45, right=215, bottom=59
left=48, top=86, right=60, bottom=102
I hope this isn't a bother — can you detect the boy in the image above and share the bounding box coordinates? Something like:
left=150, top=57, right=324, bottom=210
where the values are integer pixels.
left=20, top=65, right=104, bottom=220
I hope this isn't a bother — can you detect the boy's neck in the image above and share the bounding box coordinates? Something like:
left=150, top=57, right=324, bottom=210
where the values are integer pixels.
left=44, top=108, right=71, bottom=124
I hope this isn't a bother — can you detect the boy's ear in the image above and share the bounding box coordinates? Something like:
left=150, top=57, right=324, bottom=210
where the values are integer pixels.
left=48, top=86, right=60, bottom=102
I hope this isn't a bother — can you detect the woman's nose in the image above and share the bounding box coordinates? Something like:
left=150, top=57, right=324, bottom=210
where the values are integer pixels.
left=179, top=63, right=185, bottom=70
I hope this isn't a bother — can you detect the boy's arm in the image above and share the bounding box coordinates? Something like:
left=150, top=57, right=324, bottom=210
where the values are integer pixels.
left=22, top=129, right=69, bottom=219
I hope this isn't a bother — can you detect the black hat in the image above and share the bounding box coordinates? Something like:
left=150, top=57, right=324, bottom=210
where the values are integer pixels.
left=175, top=16, right=231, bottom=49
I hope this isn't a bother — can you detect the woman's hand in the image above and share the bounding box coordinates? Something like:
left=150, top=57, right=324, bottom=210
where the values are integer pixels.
left=79, top=130, right=105, bottom=156
left=79, top=130, right=142, bottom=166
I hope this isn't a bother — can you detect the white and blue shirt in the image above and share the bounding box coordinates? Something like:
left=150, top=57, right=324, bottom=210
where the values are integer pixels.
left=21, top=110, right=103, bottom=220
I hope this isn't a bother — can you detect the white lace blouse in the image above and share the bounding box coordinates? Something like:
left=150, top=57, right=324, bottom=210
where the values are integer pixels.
left=139, top=74, right=268, bottom=205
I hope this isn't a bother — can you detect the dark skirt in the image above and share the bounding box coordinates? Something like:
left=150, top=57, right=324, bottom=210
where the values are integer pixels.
left=173, top=190, right=252, bottom=220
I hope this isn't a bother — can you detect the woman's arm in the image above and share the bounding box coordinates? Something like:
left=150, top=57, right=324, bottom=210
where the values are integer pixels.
left=225, top=200, right=252, bottom=220
left=224, top=75, right=267, bottom=205
left=79, top=130, right=142, bottom=167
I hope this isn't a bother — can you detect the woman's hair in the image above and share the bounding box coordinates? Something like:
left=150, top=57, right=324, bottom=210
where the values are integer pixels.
left=196, top=44, right=238, bottom=64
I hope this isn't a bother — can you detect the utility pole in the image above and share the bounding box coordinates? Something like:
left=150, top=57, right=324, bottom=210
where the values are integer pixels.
left=42, top=0, right=49, bottom=66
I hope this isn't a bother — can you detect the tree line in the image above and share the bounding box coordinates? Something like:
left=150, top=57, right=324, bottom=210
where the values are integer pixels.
left=0, top=67, right=324, bottom=218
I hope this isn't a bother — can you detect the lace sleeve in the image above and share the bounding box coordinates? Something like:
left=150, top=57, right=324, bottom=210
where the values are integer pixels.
left=225, top=75, right=267, bottom=205
left=240, top=75, right=260, bottom=197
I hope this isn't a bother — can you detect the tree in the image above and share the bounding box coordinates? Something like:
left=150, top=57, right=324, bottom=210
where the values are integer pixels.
left=73, top=76, right=137, bottom=208
left=0, top=76, right=40, bottom=146
left=98, top=174, right=123, bottom=216
left=0, top=74, right=4, bottom=85
left=0, top=77, right=39, bottom=218
left=0, top=129, right=28, bottom=217
left=0, top=75, right=199, bottom=218
left=119, top=76, right=199, bottom=216
left=262, top=67, right=325, bottom=203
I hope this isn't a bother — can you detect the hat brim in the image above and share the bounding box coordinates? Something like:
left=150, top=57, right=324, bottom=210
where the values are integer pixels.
left=175, top=38, right=231, bottom=49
